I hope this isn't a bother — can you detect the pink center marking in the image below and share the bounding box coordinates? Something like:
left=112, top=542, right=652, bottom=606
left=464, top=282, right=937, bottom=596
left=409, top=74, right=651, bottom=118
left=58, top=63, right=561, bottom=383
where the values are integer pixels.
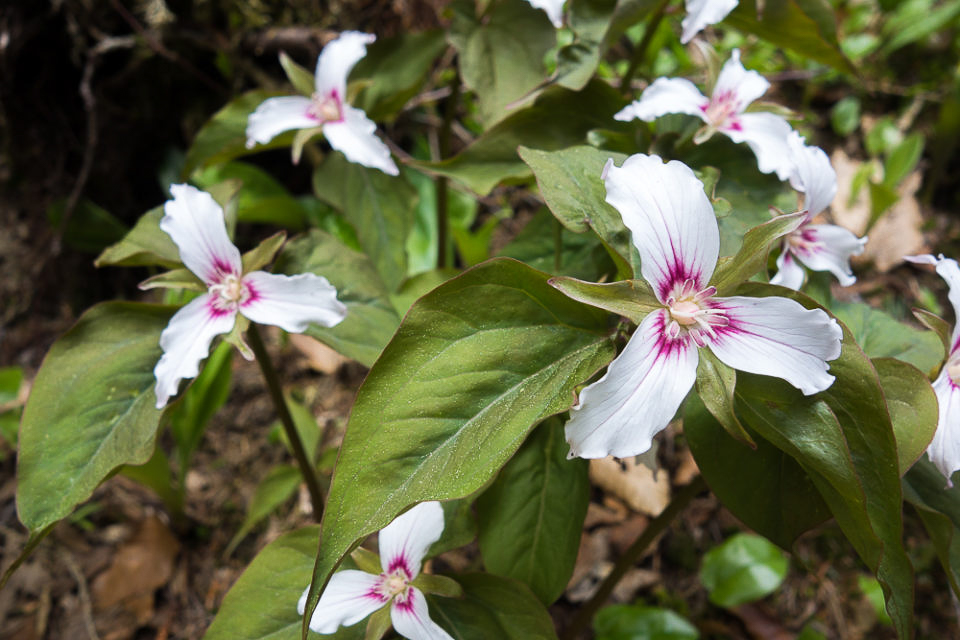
left=702, top=88, right=741, bottom=128
left=664, top=279, right=729, bottom=348
left=208, top=273, right=253, bottom=313
left=307, top=89, right=344, bottom=124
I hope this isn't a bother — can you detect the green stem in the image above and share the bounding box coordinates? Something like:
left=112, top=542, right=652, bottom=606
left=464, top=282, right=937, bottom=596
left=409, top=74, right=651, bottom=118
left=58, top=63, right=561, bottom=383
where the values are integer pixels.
left=436, top=72, right=461, bottom=269
left=620, top=0, right=672, bottom=93
left=562, top=475, right=707, bottom=640
left=247, top=324, right=325, bottom=521
left=553, top=218, right=563, bottom=273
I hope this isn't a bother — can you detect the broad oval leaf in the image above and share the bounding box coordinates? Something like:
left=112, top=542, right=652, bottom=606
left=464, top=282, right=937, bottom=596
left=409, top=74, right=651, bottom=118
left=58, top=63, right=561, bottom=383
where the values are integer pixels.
left=303, top=258, right=614, bottom=633
left=699, top=533, right=789, bottom=608
left=95, top=206, right=180, bottom=269
left=903, top=459, right=960, bottom=599
left=594, top=604, right=699, bottom=640
left=873, top=358, right=937, bottom=475
left=832, top=301, right=944, bottom=374
left=477, top=417, right=589, bottom=605
left=17, top=303, right=173, bottom=532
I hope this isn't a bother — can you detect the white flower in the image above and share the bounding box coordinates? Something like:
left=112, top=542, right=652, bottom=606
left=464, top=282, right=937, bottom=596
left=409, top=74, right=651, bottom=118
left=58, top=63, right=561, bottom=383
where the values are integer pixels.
left=524, top=0, right=566, bottom=27
left=770, top=132, right=867, bottom=290
left=564, top=154, right=843, bottom=459
left=245, top=31, right=399, bottom=176
left=615, top=49, right=796, bottom=180
left=298, top=501, right=454, bottom=640
left=681, top=0, right=738, bottom=43
left=153, top=184, right=347, bottom=408
left=905, top=254, right=960, bottom=486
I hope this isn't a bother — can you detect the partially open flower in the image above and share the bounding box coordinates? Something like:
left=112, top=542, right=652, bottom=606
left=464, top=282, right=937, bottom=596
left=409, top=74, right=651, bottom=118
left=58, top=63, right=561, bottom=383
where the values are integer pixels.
left=153, top=184, right=347, bottom=409
left=615, top=49, right=796, bottom=180
left=245, top=31, right=399, bottom=176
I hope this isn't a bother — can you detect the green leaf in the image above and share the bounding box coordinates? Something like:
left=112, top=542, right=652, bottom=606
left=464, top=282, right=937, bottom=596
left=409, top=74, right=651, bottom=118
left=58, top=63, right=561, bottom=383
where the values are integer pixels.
left=47, top=198, right=128, bottom=254
left=184, top=90, right=293, bottom=176
left=428, top=573, right=559, bottom=640
left=225, top=465, right=302, bottom=556
left=279, top=52, right=315, bottom=97
left=304, top=258, right=615, bottom=631
left=138, top=268, right=205, bottom=292
left=95, top=207, right=181, bottom=269
left=881, top=0, right=960, bottom=54
left=449, top=0, right=556, bottom=125
left=477, top=417, right=589, bottom=605
left=593, top=604, right=700, bottom=640
left=411, top=573, right=464, bottom=598
left=0, top=366, right=23, bottom=405
left=276, top=393, right=321, bottom=464
left=120, top=447, right=180, bottom=515
left=695, top=349, right=754, bottom=447
left=873, top=358, right=938, bottom=475
left=273, top=230, right=401, bottom=367
left=351, top=31, right=448, bottom=121
left=431, top=497, right=479, bottom=557
left=17, top=303, right=172, bottom=532
left=391, top=269, right=461, bottom=317
left=830, top=300, right=944, bottom=373
left=554, top=0, right=626, bottom=91
left=204, top=526, right=365, bottom=640
left=700, top=533, right=789, bottom=608
left=912, top=308, right=951, bottom=358
left=548, top=276, right=659, bottom=324
left=868, top=180, right=899, bottom=222
left=312, top=153, right=417, bottom=291
left=684, top=394, right=831, bottom=550
left=830, top=96, right=861, bottom=137
left=710, top=212, right=806, bottom=295
left=193, top=162, right=309, bottom=229
left=725, top=0, right=855, bottom=74
left=242, top=232, right=287, bottom=274
left=859, top=575, right=893, bottom=626
left=415, top=80, right=629, bottom=195
left=883, top=133, right=924, bottom=189
left=903, top=459, right=960, bottom=599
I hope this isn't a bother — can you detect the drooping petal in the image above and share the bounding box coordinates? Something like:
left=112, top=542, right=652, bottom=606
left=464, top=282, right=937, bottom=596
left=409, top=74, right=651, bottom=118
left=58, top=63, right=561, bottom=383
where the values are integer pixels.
left=706, top=295, right=842, bottom=395
left=603, top=154, right=720, bottom=302
left=681, top=0, right=738, bottom=43
left=724, top=112, right=796, bottom=180
left=929, top=367, right=960, bottom=486
left=712, top=49, right=769, bottom=111
left=905, top=255, right=960, bottom=349
left=786, top=132, right=836, bottom=216
left=314, top=31, right=376, bottom=99
left=565, top=310, right=699, bottom=459
left=614, top=77, right=709, bottom=123
left=153, top=294, right=237, bottom=408
left=390, top=587, right=454, bottom=640
left=323, top=105, right=400, bottom=175
left=791, top=224, right=867, bottom=287
left=245, top=96, right=316, bottom=149
left=378, top=501, right=445, bottom=580
left=524, top=0, right=566, bottom=27
left=161, top=184, right=242, bottom=286
left=297, top=571, right=388, bottom=634
left=239, top=271, right=347, bottom=333
left=769, top=249, right=807, bottom=290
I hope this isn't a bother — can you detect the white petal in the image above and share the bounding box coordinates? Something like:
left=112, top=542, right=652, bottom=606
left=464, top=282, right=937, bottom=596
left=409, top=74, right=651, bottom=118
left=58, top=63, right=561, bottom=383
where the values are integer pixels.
left=315, top=31, right=376, bottom=99
left=153, top=294, right=236, bottom=408
left=905, top=255, right=960, bottom=349
left=323, top=105, right=400, bottom=175
left=681, top=0, right=738, bottom=43
left=603, top=154, right=719, bottom=302
left=929, top=368, right=960, bottom=486
left=239, top=271, right=347, bottom=333
left=245, top=96, right=316, bottom=148
left=792, top=224, right=866, bottom=286
left=378, top=502, right=445, bottom=579
left=565, top=310, right=699, bottom=459
left=525, top=0, right=565, bottom=26
left=770, top=249, right=806, bottom=290
left=787, top=132, right=836, bottom=216
left=162, top=184, right=241, bottom=286
left=713, top=49, right=769, bottom=111
left=706, top=295, right=842, bottom=395
left=724, top=112, right=796, bottom=180
left=614, top=77, right=709, bottom=123
left=297, top=571, right=388, bottom=634
left=390, top=587, right=454, bottom=640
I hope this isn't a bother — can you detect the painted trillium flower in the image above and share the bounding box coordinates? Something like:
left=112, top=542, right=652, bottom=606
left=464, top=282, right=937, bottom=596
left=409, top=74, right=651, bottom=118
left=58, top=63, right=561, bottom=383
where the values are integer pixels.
left=905, top=254, right=960, bottom=485
left=524, top=0, right=566, bottom=27
left=770, top=132, right=867, bottom=290
left=298, top=501, right=454, bottom=639
left=564, top=154, right=843, bottom=459
left=615, top=49, right=796, bottom=180
left=245, top=31, right=399, bottom=176
left=681, top=0, right=738, bottom=43
left=153, top=184, right=347, bottom=409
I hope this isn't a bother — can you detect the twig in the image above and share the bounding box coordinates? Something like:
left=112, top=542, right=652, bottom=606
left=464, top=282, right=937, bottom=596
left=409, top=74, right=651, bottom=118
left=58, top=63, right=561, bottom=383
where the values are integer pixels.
left=60, top=549, right=100, bottom=640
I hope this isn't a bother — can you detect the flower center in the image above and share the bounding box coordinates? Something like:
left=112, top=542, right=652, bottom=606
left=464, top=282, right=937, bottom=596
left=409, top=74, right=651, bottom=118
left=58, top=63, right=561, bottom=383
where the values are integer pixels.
left=308, top=90, right=343, bottom=123
left=948, top=358, right=960, bottom=387
left=209, top=274, right=250, bottom=310
left=664, top=279, right=729, bottom=347
left=379, top=569, right=411, bottom=600
left=786, top=226, right=823, bottom=257
left=703, top=89, right=740, bottom=127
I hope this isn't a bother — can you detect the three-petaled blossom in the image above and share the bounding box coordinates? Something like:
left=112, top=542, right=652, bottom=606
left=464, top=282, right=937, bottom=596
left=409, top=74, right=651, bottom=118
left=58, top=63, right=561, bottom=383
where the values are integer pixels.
left=245, top=31, right=399, bottom=176
left=298, top=501, right=454, bottom=640
left=523, top=0, right=566, bottom=27
left=681, top=0, right=738, bottom=43
left=770, top=132, right=867, bottom=290
left=153, top=184, right=347, bottom=409
left=905, top=254, right=960, bottom=486
left=615, top=49, right=796, bottom=180
left=564, top=154, right=843, bottom=459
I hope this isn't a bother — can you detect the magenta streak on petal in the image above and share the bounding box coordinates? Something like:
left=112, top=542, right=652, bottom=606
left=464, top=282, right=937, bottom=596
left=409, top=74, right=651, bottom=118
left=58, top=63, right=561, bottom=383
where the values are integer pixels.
left=727, top=120, right=743, bottom=132
left=386, top=554, right=412, bottom=579
left=206, top=296, right=236, bottom=319
left=656, top=257, right=702, bottom=303
left=652, top=310, right=692, bottom=358
left=951, top=334, right=960, bottom=356
left=328, top=89, right=346, bottom=124
left=239, top=279, right=261, bottom=309
left=393, top=588, right=417, bottom=614
left=363, top=583, right=391, bottom=604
